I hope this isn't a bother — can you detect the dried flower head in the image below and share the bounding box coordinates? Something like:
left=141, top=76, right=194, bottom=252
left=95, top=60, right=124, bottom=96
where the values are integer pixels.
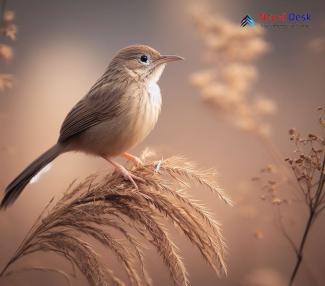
left=0, top=4, right=17, bottom=92
left=189, top=4, right=275, bottom=138
left=0, top=44, right=13, bottom=61
left=0, top=153, right=232, bottom=286
left=0, top=74, right=13, bottom=91
left=3, top=10, right=15, bottom=22
left=4, top=23, right=17, bottom=41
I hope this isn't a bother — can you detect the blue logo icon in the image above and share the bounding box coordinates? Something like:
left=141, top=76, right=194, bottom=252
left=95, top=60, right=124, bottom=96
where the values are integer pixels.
left=241, top=15, right=256, bottom=27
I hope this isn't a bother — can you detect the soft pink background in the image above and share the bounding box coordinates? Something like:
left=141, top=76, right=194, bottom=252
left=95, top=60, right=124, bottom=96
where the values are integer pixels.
left=0, top=1, right=324, bottom=285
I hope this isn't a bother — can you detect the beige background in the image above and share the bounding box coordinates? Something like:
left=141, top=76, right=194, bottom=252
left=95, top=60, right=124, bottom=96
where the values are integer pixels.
left=0, top=0, right=324, bottom=285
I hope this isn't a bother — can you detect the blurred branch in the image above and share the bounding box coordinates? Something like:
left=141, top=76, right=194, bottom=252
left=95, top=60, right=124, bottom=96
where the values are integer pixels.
left=252, top=107, right=324, bottom=285
left=0, top=0, right=6, bottom=25
left=274, top=207, right=298, bottom=255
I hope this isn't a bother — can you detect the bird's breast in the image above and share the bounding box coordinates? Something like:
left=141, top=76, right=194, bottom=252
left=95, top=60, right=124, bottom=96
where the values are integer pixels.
left=130, top=81, right=162, bottom=144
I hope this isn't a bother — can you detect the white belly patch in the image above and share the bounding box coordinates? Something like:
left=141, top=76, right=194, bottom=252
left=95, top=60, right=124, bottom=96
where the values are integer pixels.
left=147, top=81, right=162, bottom=107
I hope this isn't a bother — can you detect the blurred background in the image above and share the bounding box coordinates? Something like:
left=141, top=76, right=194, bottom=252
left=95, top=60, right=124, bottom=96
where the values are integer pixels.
left=0, top=0, right=324, bottom=285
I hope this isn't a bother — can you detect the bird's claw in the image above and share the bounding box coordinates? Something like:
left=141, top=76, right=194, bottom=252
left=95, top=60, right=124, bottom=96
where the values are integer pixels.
left=117, top=165, right=145, bottom=189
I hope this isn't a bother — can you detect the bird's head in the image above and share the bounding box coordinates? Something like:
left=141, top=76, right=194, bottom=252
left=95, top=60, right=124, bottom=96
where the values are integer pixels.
left=109, top=44, right=183, bottom=84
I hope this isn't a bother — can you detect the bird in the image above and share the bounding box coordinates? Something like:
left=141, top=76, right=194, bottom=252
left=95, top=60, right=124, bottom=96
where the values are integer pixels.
left=1, top=44, right=183, bottom=209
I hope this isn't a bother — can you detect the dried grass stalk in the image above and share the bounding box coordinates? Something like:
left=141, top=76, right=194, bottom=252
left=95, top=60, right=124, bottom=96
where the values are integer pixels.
left=0, top=152, right=232, bottom=286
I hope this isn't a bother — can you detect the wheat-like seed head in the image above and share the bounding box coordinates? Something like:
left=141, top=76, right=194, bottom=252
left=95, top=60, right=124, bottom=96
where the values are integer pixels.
left=0, top=152, right=232, bottom=286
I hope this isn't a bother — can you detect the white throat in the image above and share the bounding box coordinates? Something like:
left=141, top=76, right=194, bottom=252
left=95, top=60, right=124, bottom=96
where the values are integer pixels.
left=150, top=63, right=166, bottom=83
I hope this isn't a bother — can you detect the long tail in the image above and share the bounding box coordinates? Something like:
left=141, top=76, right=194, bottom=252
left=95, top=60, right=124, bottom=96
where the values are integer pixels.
left=1, top=144, right=63, bottom=209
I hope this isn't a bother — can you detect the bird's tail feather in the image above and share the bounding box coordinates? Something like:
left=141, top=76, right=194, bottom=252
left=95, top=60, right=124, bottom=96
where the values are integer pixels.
left=1, top=144, right=62, bottom=209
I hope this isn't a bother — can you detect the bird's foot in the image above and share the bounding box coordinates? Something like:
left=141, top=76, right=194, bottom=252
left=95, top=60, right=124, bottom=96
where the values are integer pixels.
left=116, top=165, right=145, bottom=189
left=123, top=152, right=143, bottom=167
left=103, top=156, right=146, bottom=190
left=107, top=158, right=145, bottom=189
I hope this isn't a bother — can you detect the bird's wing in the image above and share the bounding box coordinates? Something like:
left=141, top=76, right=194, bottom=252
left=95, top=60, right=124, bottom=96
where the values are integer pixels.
left=58, top=85, right=124, bottom=143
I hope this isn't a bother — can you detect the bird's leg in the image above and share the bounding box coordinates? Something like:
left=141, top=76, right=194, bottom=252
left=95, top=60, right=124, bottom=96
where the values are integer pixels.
left=122, top=152, right=143, bottom=167
left=106, top=158, right=145, bottom=189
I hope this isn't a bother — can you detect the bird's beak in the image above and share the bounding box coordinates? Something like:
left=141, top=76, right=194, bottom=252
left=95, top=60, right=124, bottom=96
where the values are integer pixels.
left=155, top=55, right=184, bottom=65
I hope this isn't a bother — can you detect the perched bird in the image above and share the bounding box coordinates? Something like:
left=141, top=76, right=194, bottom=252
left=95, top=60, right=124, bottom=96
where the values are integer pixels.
left=1, top=44, right=183, bottom=209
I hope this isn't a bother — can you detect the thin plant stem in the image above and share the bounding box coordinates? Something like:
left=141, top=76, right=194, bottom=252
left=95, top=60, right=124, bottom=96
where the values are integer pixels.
left=288, top=154, right=325, bottom=286
left=0, top=256, right=15, bottom=277
left=288, top=209, right=315, bottom=286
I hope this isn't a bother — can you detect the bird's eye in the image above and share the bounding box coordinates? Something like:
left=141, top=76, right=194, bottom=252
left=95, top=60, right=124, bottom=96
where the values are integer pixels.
left=140, top=54, right=149, bottom=64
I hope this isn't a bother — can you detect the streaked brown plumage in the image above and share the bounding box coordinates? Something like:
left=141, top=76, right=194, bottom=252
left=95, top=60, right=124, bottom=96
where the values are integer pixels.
left=1, top=44, right=183, bottom=208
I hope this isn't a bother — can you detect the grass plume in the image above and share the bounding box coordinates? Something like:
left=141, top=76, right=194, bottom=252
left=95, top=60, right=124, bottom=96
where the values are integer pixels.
left=0, top=151, right=231, bottom=286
